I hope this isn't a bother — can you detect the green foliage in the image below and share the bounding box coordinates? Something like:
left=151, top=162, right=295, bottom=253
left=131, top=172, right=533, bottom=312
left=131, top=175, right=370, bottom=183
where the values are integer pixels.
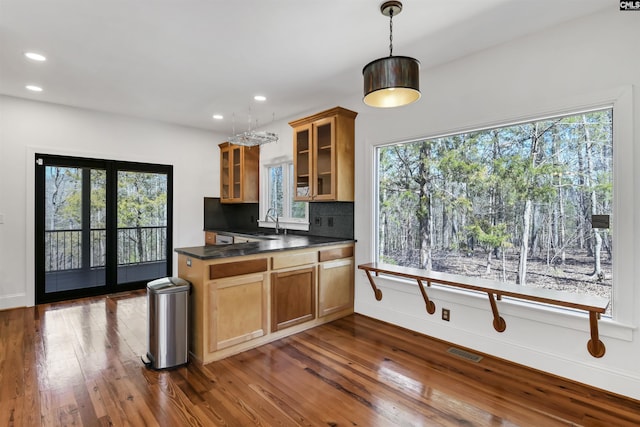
left=117, top=171, right=167, bottom=227
left=377, top=109, right=613, bottom=274
left=466, top=220, right=512, bottom=251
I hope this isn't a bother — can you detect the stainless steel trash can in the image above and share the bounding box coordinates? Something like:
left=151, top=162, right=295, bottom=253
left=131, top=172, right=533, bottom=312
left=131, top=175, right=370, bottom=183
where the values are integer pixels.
left=146, top=277, right=190, bottom=369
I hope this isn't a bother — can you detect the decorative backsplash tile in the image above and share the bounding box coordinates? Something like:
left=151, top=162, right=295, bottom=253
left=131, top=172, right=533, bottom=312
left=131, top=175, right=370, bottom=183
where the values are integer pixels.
left=204, top=198, right=353, bottom=239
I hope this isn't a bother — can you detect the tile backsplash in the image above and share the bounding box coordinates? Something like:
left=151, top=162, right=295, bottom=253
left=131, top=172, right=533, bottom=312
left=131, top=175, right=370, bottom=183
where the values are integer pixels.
left=204, top=198, right=259, bottom=231
left=308, top=202, right=354, bottom=239
left=204, top=197, right=354, bottom=239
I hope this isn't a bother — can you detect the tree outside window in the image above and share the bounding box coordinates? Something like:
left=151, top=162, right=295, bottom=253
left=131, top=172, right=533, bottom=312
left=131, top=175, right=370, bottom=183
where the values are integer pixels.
left=377, top=109, right=613, bottom=315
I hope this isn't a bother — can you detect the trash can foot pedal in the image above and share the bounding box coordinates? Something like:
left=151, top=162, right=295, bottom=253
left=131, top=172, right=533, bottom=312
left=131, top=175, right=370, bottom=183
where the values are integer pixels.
left=141, top=354, right=153, bottom=368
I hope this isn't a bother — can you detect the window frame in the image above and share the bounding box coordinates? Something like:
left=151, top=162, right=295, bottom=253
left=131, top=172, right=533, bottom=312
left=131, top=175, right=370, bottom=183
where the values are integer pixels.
left=259, top=159, right=309, bottom=231
left=370, top=86, right=634, bottom=334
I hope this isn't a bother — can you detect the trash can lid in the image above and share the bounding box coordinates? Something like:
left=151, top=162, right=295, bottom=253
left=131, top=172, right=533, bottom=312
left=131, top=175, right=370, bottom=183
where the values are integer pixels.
left=147, top=277, right=190, bottom=294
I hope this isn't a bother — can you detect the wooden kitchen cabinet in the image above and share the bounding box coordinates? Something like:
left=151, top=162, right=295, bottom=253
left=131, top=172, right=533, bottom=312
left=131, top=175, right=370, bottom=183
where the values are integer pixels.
left=177, top=242, right=354, bottom=364
left=208, top=272, right=268, bottom=351
left=289, top=107, right=357, bottom=202
left=219, top=142, right=259, bottom=203
left=271, top=266, right=316, bottom=331
left=318, top=246, right=354, bottom=317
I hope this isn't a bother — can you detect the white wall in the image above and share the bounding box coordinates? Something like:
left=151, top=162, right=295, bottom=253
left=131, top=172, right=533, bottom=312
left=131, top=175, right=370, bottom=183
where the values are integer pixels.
left=0, top=96, right=224, bottom=309
left=352, top=9, right=640, bottom=399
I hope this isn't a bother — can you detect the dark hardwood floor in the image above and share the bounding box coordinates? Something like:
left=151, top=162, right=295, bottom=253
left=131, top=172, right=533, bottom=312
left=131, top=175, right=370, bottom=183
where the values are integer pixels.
left=1, top=290, right=639, bottom=426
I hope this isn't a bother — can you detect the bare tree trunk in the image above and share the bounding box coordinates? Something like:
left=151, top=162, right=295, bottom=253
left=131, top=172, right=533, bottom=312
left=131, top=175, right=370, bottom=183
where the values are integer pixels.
left=577, top=146, right=587, bottom=251
left=518, top=198, right=532, bottom=285
left=558, top=175, right=566, bottom=265
left=442, top=193, right=450, bottom=249
left=584, top=115, right=603, bottom=279
left=380, top=210, right=386, bottom=259
left=485, top=250, right=492, bottom=275
left=418, top=142, right=433, bottom=271
left=501, top=248, right=507, bottom=282
left=517, top=123, right=540, bottom=285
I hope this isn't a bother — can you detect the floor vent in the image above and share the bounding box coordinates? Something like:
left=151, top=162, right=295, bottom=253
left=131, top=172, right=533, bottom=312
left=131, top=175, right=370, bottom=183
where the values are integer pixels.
left=447, top=347, right=483, bottom=363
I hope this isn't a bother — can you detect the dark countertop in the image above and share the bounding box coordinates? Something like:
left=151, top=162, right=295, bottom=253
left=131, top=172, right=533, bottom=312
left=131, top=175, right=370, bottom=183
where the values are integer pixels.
left=175, top=234, right=355, bottom=260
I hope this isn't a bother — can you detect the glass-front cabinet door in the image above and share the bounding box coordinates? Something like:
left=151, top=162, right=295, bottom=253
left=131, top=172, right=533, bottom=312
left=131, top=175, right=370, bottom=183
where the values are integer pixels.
left=231, top=146, right=241, bottom=200
left=219, top=142, right=260, bottom=203
left=294, top=124, right=313, bottom=200
left=220, top=143, right=242, bottom=203
left=289, top=106, right=357, bottom=202
left=221, top=146, right=230, bottom=200
left=313, top=117, right=336, bottom=200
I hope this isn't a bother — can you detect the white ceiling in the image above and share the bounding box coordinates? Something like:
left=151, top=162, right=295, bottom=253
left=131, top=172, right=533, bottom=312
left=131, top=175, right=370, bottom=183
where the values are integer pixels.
left=0, top=0, right=611, bottom=135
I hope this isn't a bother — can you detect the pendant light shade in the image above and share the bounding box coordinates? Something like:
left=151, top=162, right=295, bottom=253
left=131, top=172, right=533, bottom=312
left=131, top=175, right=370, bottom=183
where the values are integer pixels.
left=363, top=55, right=420, bottom=108
left=363, top=1, right=420, bottom=108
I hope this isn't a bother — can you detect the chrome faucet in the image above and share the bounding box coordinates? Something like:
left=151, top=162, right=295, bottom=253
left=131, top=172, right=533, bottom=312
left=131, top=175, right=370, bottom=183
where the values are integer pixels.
left=265, top=208, right=280, bottom=234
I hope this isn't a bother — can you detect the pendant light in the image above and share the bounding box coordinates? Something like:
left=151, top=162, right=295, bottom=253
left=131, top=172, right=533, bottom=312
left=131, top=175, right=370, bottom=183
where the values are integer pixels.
left=363, top=1, right=420, bottom=108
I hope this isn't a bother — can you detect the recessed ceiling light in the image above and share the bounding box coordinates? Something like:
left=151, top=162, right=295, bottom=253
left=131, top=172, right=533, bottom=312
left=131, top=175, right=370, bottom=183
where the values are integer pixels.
left=254, top=95, right=266, bottom=102
left=24, top=52, right=46, bottom=62
left=26, top=85, right=43, bottom=92
left=212, top=114, right=223, bottom=120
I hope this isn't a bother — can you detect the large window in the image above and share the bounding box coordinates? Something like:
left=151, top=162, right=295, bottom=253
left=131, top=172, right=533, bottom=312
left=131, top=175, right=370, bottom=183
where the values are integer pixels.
left=376, top=109, right=613, bottom=314
left=261, top=161, right=308, bottom=230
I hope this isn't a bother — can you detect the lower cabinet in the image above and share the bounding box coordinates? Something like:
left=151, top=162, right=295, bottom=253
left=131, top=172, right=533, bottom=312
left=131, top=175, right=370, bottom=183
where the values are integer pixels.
left=208, top=272, right=268, bottom=351
left=318, top=258, right=354, bottom=317
left=271, top=266, right=316, bottom=331
left=179, top=243, right=354, bottom=364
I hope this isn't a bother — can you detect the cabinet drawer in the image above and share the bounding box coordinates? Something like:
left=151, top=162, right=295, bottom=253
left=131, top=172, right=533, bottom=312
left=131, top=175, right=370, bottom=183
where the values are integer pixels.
left=210, top=258, right=268, bottom=280
left=205, top=231, right=217, bottom=246
left=271, top=251, right=316, bottom=270
left=318, top=246, right=353, bottom=262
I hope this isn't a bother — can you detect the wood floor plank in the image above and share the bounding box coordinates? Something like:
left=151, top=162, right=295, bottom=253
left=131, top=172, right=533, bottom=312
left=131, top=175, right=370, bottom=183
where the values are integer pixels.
left=218, top=346, right=355, bottom=427
left=328, top=315, right=640, bottom=426
left=2, top=290, right=639, bottom=426
left=205, top=360, right=303, bottom=426
left=298, top=321, right=522, bottom=417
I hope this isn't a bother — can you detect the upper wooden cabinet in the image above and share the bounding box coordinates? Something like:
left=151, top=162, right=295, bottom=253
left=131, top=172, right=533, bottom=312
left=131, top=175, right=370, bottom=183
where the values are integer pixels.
left=289, top=107, right=357, bottom=202
left=218, top=142, right=259, bottom=203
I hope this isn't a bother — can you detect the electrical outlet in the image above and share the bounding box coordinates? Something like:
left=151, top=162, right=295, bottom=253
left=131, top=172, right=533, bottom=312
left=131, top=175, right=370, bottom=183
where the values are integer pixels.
left=328, top=217, right=334, bottom=227
left=315, top=217, right=322, bottom=226
left=442, top=308, right=450, bottom=321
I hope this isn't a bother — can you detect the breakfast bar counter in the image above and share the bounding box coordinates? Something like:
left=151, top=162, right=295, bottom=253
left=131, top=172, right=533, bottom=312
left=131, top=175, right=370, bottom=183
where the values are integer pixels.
left=175, top=234, right=354, bottom=260
left=176, top=236, right=355, bottom=365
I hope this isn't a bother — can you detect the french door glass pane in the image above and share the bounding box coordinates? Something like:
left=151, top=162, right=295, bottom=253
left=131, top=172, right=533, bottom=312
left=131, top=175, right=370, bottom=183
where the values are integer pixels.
left=44, top=166, right=106, bottom=293
left=116, top=171, right=168, bottom=285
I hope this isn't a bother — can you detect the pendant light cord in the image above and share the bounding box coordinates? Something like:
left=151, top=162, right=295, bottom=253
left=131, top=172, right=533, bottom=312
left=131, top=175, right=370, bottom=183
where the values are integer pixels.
left=389, top=8, right=394, bottom=57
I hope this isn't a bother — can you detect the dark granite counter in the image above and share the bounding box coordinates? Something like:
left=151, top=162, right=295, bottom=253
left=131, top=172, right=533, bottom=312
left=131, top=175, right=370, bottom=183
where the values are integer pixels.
left=175, top=234, right=354, bottom=260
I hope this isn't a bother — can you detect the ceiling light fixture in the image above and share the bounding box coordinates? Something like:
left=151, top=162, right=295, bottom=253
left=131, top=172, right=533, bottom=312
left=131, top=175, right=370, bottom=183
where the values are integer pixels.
left=212, top=114, right=223, bottom=120
left=254, top=95, right=267, bottom=102
left=26, top=85, right=43, bottom=92
left=229, top=130, right=278, bottom=147
left=228, top=109, right=278, bottom=147
left=363, top=1, right=420, bottom=108
left=24, top=52, right=46, bottom=61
